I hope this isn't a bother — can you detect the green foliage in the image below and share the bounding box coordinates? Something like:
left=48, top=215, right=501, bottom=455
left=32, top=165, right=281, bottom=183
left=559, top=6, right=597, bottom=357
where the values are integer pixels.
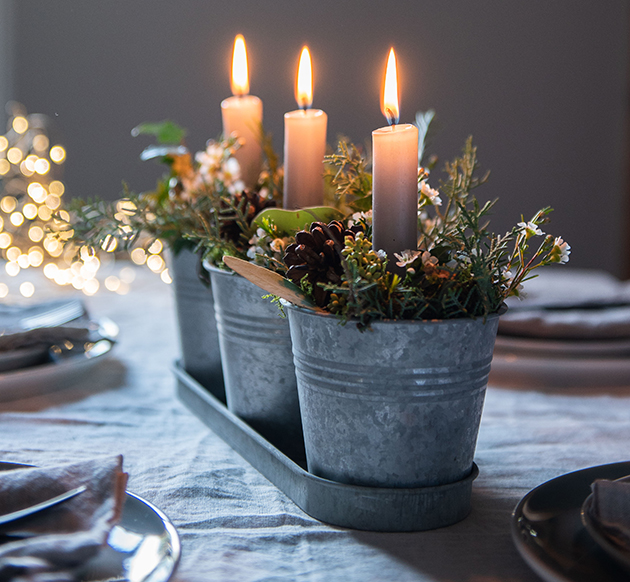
left=294, top=137, right=569, bottom=328
left=252, top=206, right=344, bottom=235
left=131, top=120, right=187, bottom=144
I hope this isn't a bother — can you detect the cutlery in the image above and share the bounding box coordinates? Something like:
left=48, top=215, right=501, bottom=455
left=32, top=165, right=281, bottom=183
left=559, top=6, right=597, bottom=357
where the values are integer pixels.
left=0, top=485, right=87, bottom=526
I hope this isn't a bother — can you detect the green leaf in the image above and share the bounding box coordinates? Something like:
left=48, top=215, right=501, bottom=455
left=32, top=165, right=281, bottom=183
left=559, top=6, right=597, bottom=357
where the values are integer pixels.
left=131, top=121, right=187, bottom=144
left=252, top=206, right=345, bottom=235
left=350, top=194, right=373, bottom=213
left=414, top=109, right=435, bottom=166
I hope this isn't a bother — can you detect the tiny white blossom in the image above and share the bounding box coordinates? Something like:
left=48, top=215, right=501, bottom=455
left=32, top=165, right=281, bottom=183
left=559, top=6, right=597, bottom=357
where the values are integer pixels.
left=550, top=237, right=571, bottom=264
left=421, top=251, right=439, bottom=268
left=394, top=249, right=421, bottom=267
left=518, top=221, right=544, bottom=239
left=348, top=210, right=373, bottom=227
left=419, top=181, right=442, bottom=206
left=376, top=249, right=387, bottom=260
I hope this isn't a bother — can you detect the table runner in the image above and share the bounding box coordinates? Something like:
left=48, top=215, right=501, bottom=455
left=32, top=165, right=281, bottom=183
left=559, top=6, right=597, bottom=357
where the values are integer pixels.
left=1, top=265, right=628, bottom=581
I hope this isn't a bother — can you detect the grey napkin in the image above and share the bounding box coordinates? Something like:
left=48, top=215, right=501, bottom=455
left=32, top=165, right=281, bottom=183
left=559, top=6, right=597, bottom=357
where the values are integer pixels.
left=588, top=477, right=630, bottom=551
left=0, top=456, right=128, bottom=581
left=500, top=269, right=630, bottom=339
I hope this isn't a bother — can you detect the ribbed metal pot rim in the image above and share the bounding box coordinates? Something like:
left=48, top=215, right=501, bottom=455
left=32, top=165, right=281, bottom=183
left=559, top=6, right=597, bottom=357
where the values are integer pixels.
left=203, top=260, right=237, bottom=277
left=286, top=302, right=502, bottom=326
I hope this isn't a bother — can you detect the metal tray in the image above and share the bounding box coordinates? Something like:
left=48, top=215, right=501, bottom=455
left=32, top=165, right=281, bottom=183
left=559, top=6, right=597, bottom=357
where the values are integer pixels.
left=174, top=361, right=479, bottom=532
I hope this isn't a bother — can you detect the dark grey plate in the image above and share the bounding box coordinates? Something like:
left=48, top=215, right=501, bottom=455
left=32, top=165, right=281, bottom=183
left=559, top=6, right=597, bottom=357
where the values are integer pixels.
left=0, top=463, right=180, bottom=582
left=512, top=462, right=630, bottom=582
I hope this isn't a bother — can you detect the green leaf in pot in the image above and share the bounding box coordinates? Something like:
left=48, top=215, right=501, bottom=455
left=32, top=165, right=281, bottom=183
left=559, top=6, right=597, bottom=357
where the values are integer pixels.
left=131, top=120, right=187, bottom=144
left=252, top=206, right=345, bottom=235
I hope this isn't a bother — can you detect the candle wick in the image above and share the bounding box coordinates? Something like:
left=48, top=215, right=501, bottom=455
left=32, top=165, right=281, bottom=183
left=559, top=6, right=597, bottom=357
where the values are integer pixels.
left=385, top=107, right=399, bottom=127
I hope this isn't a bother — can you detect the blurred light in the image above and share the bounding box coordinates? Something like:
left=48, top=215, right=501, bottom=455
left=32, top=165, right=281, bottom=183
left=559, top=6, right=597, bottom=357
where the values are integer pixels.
left=105, top=276, right=120, bottom=292
left=5, top=262, right=19, bottom=276
left=17, top=254, right=30, bottom=268
left=59, top=209, right=70, bottom=221
left=47, top=241, right=63, bottom=257
left=12, top=116, right=28, bottom=134
left=34, top=158, right=50, bottom=174
left=1, top=196, right=17, bottom=213
left=28, top=225, right=44, bottom=241
left=0, top=160, right=9, bottom=175
left=146, top=254, right=164, bottom=272
left=20, top=161, right=34, bottom=177
left=45, top=194, right=61, bottom=210
left=19, top=282, right=35, bottom=297
left=10, top=212, right=24, bottom=227
left=130, top=248, right=146, bottom=265
left=71, top=275, right=85, bottom=290
left=24, top=155, right=37, bottom=171
left=28, top=183, right=47, bottom=203
left=0, top=136, right=8, bottom=151
left=0, top=283, right=7, bottom=298
left=0, top=216, right=3, bottom=230
left=116, top=200, right=136, bottom=214
left=148, top=239, right=163, bottom=254
left=28, top=247, right=44, bottom=267
left=23, top=203, right=38, bottom=219
left=83, top=278, right=99, bottom=295
left=6, top=247, right=20, bottom=261
left=116, top=281, right=130, bottom=295
left=70, top=261, right=83, bottom=276
left=160, top=269, right=172, bottom=284
left=120, top=266, right=136, bottom=283
left=0, top=233, right=11, bottom=248
left=101, top=234, right=118, bottom=252
left=49, top=181, right=65, bottom=196
left=50, top=146, right=66, bottom=164
left=38, top=205, right=52, bottom=220
left=43, top=263, right=58, bottom=278
left=33, top=134, right=49, bottom=151
left=7, top=147, right=23, bottom=164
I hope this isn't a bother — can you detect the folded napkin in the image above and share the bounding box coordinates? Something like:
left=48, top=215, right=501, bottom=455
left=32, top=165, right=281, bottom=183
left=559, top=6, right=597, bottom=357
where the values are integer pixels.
left=587, top=477, right=630, bottom=551
left=0, top=456, right=128, bottom=581
left=500, top=269, right=630, bottom=339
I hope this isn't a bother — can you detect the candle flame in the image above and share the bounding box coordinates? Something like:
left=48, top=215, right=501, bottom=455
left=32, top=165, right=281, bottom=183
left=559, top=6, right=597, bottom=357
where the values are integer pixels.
left=381, top=48, right=399, bottom=125
left=231, top=34, right=249, bottom=96
left=295, top=46, right=313, bottom=109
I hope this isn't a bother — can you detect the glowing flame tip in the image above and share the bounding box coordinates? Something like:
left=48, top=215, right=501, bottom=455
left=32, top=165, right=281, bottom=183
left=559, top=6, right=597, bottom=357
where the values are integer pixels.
left=295, top=46, right=313, bottom=110
left=381, top=47, right=399, bottom=125
left=231, top=34, right=249, bottom=96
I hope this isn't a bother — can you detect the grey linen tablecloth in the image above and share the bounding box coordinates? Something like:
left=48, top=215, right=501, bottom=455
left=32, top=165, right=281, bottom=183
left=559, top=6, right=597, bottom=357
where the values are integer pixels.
left=1, top=265, right=629, bottom=582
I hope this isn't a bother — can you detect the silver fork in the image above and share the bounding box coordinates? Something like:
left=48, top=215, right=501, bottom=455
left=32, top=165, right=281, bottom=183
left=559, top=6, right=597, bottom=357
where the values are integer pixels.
left=0, top=485, right=87, bottom=526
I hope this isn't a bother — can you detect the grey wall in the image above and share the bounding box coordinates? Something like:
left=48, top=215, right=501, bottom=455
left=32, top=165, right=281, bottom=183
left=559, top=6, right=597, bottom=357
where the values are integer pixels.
left=8, top=0, right=630, bottom=275
left=0, top=0, right=15, bottom=130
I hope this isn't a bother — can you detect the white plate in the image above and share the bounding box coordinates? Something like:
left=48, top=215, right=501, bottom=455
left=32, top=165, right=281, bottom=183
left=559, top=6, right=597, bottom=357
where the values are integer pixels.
left=0, top=339, right=114, bottom=401
left=489, top=352, right=630, bottom=388
left=0, top=462, right=180, bottom=582
left=512, top=462, right=630, bottom=582
left=495, top=335, right=630, bottom=358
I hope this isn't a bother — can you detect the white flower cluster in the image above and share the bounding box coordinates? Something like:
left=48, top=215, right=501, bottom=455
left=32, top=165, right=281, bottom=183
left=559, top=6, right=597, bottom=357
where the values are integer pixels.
left=419, top=181, right=442, bottom=206
left=183, top=140, right=245, bottom=197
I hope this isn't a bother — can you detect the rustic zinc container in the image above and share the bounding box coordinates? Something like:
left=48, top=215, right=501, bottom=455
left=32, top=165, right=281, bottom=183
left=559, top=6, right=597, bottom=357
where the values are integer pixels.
left=208, top=265, right=302, bottom=453
left=170, top=247, right=224, bottom=401
left=287, top=305, right=499, bottom=489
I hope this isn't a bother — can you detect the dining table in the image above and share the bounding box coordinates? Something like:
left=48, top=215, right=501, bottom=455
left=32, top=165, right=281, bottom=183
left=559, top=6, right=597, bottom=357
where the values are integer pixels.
left=1, top=262, right=629, bottom=582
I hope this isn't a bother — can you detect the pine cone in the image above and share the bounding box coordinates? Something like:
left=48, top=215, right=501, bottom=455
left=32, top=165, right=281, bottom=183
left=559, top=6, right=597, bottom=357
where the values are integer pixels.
left=220, top=189, right=276, bottom=244
left=284, top=220, right=359, bottom=307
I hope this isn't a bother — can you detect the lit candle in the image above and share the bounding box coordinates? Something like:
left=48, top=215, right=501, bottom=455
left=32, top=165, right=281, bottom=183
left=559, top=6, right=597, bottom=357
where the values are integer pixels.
left=372, top=48, right=418, bottom=269
left=221, top=34, right=263, bottom=189
left=283, top=46, right=328, bottom=209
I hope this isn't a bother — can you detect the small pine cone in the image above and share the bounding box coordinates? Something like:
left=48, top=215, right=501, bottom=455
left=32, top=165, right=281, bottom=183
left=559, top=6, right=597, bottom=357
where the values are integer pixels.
left=284, top=220, right=359, bottom=307
left=220, top=189, right=276, bottom=243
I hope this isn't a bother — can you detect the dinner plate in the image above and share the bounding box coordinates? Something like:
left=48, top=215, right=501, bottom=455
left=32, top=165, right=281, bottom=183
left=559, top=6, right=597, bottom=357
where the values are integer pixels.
left=494, top=335, right=630, bottom=358
left=0, top=462, right=181, bottom=582
left=581, top=476, right=630, bottom=574
left=511, top=461, right=630, bottom=582
left=489, top=352, right=630, bottom=388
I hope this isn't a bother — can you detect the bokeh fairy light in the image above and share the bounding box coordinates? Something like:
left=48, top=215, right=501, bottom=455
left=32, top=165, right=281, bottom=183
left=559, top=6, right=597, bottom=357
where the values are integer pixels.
left=0, top=103, right=170, bottom=298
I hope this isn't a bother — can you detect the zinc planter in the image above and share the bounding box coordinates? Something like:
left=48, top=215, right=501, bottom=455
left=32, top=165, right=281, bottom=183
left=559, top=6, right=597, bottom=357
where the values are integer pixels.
left=208, top=265, right=302, bottom=455
left=170, top=247, right=224, bottom=401
left=287, top=305, right=499, bottom=491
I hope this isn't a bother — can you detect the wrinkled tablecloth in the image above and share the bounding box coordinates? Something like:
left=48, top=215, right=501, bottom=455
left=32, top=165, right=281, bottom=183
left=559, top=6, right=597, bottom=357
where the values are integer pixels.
left=1, top=265, right=629, bottom=582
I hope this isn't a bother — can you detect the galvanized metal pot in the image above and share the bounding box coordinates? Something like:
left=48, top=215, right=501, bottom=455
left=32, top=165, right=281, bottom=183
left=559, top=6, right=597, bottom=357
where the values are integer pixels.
left=287, top=305, right=499, bottom=489
left=209, top=266, right=303, bottom=455
left=170, top=247, right=224, bottom=401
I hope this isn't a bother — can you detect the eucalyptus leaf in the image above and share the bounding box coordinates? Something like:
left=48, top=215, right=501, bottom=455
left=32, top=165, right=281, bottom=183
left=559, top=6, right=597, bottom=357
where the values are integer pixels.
left=140, top=145, right=189, bottom=162
left=252, top=206, right=345, bottom=235
left=414, top=110, right=435, bottom=166
left=131, top=120, right=187, bottom=145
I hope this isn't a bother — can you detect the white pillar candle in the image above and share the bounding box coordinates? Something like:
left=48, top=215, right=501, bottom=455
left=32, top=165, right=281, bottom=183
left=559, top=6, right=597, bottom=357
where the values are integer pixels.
left=283, top=46, right=327, bottom=209
left=372, top=48, right=418, bottom=267
left=221, top=34, right=263, bottom=189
